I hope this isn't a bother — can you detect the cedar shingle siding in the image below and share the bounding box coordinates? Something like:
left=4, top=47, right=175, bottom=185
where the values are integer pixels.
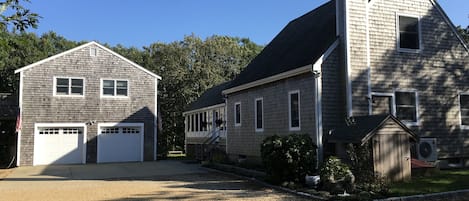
left=347, top=0, right=469, bottom=158
left=19, top=43, right=157, bottom=165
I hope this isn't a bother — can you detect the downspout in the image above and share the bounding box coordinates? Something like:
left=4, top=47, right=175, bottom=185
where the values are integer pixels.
left=312, top=68, right=323, bottom=168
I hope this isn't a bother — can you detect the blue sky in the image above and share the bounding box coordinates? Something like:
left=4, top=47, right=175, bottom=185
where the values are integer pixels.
left=25, top=0, right=468, bottom=48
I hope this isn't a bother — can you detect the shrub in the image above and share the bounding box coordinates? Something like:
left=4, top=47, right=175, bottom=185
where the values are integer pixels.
left=260, top=134, right=316, bottom=185
left=320, top=156, right=355, bottom=193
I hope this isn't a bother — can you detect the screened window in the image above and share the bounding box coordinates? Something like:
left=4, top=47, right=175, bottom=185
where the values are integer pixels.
left=55, top=77, right=84, bottom=96
left=395, top=91, right=418, bottom=123
left=102, top=80, right=128, bottom=97
left=255, top=98, right=263, bottom=131
left=460, top=94, right=469, bottom=127
left=398, top=15, right=420, bottom=50
left=234, top=102, right=241, bottom=126
left=289, top=91, right=300, bottom=130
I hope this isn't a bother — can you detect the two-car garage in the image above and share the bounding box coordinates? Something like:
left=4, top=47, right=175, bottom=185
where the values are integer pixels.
left=33, top=123, right=144, bottom=165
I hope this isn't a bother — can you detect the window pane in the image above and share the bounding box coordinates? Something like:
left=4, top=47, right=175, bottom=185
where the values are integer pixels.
left=56, top=86, right=69, bottom=95
left=116, top=89, right=127, bottom=96
left=397, top=106, right=417, bottom=122
left=71, top=79, right=83, bottom=87
left=71, top=87, right=83, bottom=95
left=462, top=117, right=469, bottom=126
left=103, top=80, right=114, bottom=88
left=461, top=95, right=469, bottom=109
left=290, top=93, right=300, bottom=128
left=56, top=78, right=69, bottom=86
left=256, top=100, right=263, bottom=129
left=103, top=88, right=114, bottom=95
left=399, top=16, right=419, bottom=49
left=235, top=104, right=241, bottom=124
left=116, top=81, right=127, bottom=88
left=396, top=92, right=415, bottom=106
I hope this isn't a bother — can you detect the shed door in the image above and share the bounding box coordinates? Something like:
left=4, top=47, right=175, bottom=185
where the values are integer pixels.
left=373, top=134, right=411, bottom=181
left=97, top=124, right=143, bottom=163
left=34, top=127, right=85, bottom=165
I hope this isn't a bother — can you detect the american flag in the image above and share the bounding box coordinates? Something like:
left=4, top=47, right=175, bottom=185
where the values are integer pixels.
left=15, top=107, right=21, bottom=133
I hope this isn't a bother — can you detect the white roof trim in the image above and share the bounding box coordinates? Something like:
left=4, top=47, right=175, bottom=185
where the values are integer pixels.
left=14, top=41, right=162, bottom=79
left=222, top=64, right=312, bottom=95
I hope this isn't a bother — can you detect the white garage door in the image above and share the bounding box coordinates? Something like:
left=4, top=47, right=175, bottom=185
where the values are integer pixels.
left=34, top=124, right=86, bottom=165
left=97, top=123, right=144, bottom=163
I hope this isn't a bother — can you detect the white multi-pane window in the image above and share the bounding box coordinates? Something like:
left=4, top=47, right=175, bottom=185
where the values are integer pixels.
left=289, top=90, right=300, bottom=131
left=460, top=93, right=469, bottom=128
left=395, top=91, right=418, bottom=124
left=255, top=98, right=264, bottom=132
left=55, top=77, right=84, bottom=96
left=234, top=102, right=241, bottom=126
left=102, top=79, right=128, bottom=97
left=397, top=14, right=421, bottom=52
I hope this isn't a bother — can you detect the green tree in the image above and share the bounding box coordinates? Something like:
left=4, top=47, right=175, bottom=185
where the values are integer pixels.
left=0, top=0, right=39, bottom=32
left=457, top=25, right=469, bottom=44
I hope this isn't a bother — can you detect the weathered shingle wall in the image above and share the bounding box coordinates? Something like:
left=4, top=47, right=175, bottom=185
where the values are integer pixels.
left=347, top=0, right=469, bottom=158
left=20, top=44, right=156, bottom=165
left=226, top=73, right=316, bottom=162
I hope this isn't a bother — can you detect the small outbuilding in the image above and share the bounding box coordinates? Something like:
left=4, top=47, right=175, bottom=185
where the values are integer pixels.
left=328, top=115, right=418, bottom=181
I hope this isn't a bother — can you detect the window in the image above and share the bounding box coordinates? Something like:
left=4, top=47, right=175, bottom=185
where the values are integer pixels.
left=255, top=98, right=264, bottom=132
left=90, top=47, right=97, bottom=56
left=289, top=90, right=300, bottom=130
left=191, top=114, right=195, bottom=132
left=460, top=94, right=469, bottom=128
left=234, top=102, right=241, bottom=126
left=55, top=77, right=84, bottom=96
left=102, top=79, right=128, bottom=97
left=195, top=113, right=199, bottom=131
left=395, top=91, right=418, bottom=124
left=398, top=15, right=420, bottom=51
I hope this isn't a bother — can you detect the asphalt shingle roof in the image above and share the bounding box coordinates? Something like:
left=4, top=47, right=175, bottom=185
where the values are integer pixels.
left=227, top=0, right=337, bottom=89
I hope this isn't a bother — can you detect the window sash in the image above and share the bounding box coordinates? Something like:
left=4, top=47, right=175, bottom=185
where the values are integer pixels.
left=461, top=95, right=469, bottom=126
left=235, top=103, right=241, bottom=125
left=255, top=99, right=263, bottom=130
left=398, top=15, right=420, bottom=50
left=289, top=91, right=300, bottom=129
left=395, top=92, right=417, bottom=122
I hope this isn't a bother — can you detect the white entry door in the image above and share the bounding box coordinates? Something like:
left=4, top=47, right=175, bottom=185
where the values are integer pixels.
left=97, top=123, right=144, bottom=163
left=33, top=124, right=86, bottom=165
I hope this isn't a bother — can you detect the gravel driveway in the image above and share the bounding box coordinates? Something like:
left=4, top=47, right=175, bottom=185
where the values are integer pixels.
left=0, top=161, right=308, bottom=201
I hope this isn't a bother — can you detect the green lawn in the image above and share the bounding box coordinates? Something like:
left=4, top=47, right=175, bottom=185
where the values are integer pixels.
left=390, top=169, right=469, bottom=196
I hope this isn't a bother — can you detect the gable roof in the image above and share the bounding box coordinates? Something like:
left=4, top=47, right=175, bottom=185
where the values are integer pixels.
left=14, top=41, right=161, bottom=80
left=328, top=115, right=418, bottom=145
left=185, top=81, right=231, bottom=112
left=225, top=0, right=337, bottom=92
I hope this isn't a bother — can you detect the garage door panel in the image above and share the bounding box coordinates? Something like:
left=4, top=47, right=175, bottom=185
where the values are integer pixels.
left=97, top=124, right=143, bottom=163
left=34, top=126, right=85, bottom=165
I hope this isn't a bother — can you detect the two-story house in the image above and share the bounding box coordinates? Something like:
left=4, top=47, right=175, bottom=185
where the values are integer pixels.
left=14, top=41, right=161, bottom=166
left=186, top=0, right=468, bottom=169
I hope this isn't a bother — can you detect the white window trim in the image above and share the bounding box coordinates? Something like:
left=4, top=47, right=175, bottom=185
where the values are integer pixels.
left=288, top=90, right=301, bottom=131
left=100, top=78, right=130, bottom=98
left=254, top=97, right=264, bottom=132
left=234, top=102, right=241, bottom=127
left=396, top=13, right=422, bottom=53
left=369, top=92, right=395, bottom=115
left=394, top=89, right=420, bottom=126
left=459, top=92, right=469, bottom=130
left=33, top=123, right=87, bottom=166
left=53, top=76, right=85, bottom=97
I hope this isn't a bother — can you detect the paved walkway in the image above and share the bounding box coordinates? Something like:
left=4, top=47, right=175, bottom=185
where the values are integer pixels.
left=0, top=160, right=308, bottom=201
